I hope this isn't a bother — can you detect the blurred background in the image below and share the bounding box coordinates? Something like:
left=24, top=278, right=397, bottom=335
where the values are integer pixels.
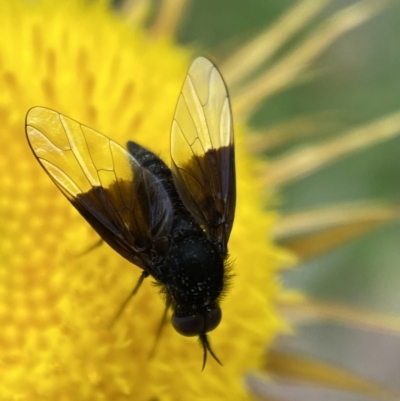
left=167, top=0, right=400, bottom=392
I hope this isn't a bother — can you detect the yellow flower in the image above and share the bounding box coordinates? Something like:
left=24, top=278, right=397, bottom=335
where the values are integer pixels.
left=1, top=0, right=399, bottom=400
left=0, top=1, right=285, bottom=400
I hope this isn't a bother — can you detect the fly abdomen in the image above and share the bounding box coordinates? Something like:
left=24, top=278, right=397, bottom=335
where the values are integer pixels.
left=166, top=233, right=224, bottom=314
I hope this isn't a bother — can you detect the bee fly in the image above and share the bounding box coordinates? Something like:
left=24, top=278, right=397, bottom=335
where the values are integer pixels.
left=26, top=57, right=236, bottom=369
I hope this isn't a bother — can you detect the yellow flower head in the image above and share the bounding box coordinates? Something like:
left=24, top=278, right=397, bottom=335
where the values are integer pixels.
left=0, top=0, right=286, bottom=400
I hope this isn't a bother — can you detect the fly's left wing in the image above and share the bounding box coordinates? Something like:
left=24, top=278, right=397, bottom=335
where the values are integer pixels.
left=171, top=57, right=236, bottom=254
left=26, top=107, right=173, bottom=273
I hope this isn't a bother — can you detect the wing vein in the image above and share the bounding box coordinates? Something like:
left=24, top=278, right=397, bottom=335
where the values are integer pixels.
left=170, top=57, right=236, bottom=248
left=109, top=139, right=128, bottom=213
left=181, top=88, right=218, bottom=199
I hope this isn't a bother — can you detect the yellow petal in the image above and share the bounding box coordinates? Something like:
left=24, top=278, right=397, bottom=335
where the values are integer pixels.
left=223, top=0, right=330, bottom=86
left=118, top=0, right=152, bottom=27
left=264, top=350, right=400, bottom=400
left=265, top=110, right=400, bottom=187
left=149, top=0, right=189, bottom=38
left=279, top=294, right=400, bottom=337
left=271, top=202, right=400, bottom=260
left=247, top=112, right=338, bottom=153
left=234, top=0, right=388, bottom=117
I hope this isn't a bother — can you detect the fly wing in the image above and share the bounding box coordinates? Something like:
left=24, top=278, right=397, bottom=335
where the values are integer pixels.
left=171, top=57, right=236, bottom=254
left=26, top=107, right=172, bottom=273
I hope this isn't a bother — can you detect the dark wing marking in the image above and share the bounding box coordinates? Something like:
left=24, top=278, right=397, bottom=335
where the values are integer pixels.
left=26, top=107, right=172, bottom=273
left=171, top=57, right=236, bottom=254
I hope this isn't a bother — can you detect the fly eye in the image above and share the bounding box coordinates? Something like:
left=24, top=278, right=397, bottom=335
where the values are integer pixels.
left=204, top=305, right=222, bottom=332
left=171, top=305, right=222, bottom=337
left=172, top=314, right=204, bottom=337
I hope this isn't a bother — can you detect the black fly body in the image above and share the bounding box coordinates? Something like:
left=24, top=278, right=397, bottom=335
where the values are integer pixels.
left=26, top=57, right=236, bottom=369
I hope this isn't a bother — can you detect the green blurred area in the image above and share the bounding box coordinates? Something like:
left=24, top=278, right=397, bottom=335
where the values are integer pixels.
left=177, top=0, right=400, bottom=314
